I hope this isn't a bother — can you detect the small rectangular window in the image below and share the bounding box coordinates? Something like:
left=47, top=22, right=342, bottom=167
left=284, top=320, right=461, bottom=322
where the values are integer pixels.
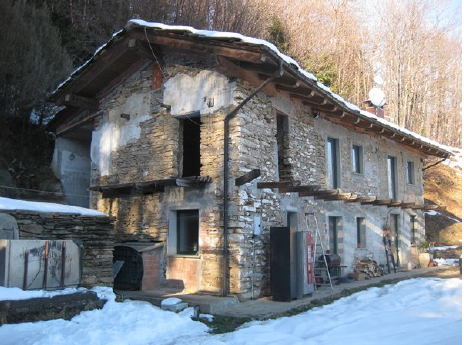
left=387, top=156, right=397, bottom=200
left=327, top=138, right=340, bottom=189
left=407, top=161, right=415, bottom=185
left=410, top=215, right=416, bottom=243
left=356, top=217, right=366, bottom=248
left=352, top=145, right=363, bottom=174
left=328, top=216, right=341, bottom=254
left=177, top=210, right=199, bottom=255
left=277, top=113, right=291, bottom=181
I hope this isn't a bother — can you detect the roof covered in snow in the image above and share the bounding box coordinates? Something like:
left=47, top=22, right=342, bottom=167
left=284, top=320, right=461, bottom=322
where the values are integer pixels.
left=51, top=19, right=452, bottom=158
left=0, top=197, right=108, bottom=217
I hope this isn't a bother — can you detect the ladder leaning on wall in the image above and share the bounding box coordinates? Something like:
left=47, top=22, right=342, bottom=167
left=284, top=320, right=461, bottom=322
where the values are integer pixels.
left=305, top=213, right=333, bottom=291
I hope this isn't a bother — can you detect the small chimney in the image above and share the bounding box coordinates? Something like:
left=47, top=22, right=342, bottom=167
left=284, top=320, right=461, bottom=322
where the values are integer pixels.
left=361, top=99, right=385, bottom=119
left=362, top=78, right=387, bottom=118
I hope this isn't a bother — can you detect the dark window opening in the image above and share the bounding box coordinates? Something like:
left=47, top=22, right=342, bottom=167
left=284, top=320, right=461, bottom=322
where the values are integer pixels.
left=390, top=214, right=400, bottom=266
left=407, top=161, right=415, bottom=185
left=276, top=113, right=292, bottom=181
left=356, top=217, right=366, bottom=248
left=327, top=138, right=340, bottom=188
left=352, top=145, right=363, bottom=174
left=329, top=216, right=341, bottom=254
left=410, top=215, right=416, bottom=243
left=387, top=156, right=397, bottom=200
left=182, top=117, right=201, bottom=177
left=177, top=210, right=199, bottom=255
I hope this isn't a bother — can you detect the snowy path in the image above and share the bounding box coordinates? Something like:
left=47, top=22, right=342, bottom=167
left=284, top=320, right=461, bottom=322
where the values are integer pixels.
left=0, top=278, right=461, bottom=345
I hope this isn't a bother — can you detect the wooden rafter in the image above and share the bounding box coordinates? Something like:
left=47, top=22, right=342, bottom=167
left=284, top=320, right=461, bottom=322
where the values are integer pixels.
left=299, top=189, right=340, bottom=197
left=316, top=193, right=357, bottom=201
left=345, top=196, right=377, bottom=204
left=235, top=169, right=261, bottom=186
left=278, top=185, right=321, bottom=193
left=387, top=200, right=403, bottom=208
left=257, top=181, right=300, bottom=189
left=400, top=202, right=416, bottom=209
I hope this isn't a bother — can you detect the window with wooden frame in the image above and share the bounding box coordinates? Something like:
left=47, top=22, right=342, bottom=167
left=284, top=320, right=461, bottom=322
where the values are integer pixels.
left=356, top=217, right=366, bottom=248
left=352, top=145, right=363, bottom=174
left=407, top=161, right=415, bottom=185
left=327, top=138, right=340, bottom=189
left=387, top=155, right=397, bottom=200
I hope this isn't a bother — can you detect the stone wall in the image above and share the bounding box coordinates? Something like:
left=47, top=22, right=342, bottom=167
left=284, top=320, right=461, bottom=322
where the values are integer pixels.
left=57, top=48, right=427, bottom=300
left=231, top=79, right=426, bottom=298
left=3, top=211, right=115, bottom=287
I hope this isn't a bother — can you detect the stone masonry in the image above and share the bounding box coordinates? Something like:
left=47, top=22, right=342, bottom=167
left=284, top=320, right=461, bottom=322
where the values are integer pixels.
left=2, top=211, right=115, bottom=287
left=57, top=50, right=426, bottom=300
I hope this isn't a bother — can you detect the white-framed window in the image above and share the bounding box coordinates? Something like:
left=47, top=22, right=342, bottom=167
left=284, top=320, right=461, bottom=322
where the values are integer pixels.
left=356, top=217, right=366, bottom=248
left=352, top=144, right=363, bottom=174
left=328, top=216, right=342, bottom=254
left=327, top=138, right=340, bottom=189
left=387, top=155, right=397, bottom=200
left=407, top=161, right=415, bottom=185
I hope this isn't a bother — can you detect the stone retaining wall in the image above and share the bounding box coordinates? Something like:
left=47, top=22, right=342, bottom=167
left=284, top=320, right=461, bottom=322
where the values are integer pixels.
left=2, top=211, right=115, bottom=287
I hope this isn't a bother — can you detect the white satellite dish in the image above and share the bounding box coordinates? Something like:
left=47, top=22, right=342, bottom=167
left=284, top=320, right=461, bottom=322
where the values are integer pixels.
left=374, top=75, right=384, bottom=86
left=368, top=87, right=386, bottom=107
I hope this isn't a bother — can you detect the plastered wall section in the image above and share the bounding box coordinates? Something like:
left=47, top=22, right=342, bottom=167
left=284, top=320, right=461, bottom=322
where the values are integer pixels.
left=88, top=55, right=239, bottom=294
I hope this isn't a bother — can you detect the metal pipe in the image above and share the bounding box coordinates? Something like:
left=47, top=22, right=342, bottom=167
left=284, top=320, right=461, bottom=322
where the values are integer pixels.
left=251, top=235, right=255, bottom=300
left=422, top=157, right=447, bottom=172
left=222, top=61, right=283, bottom=296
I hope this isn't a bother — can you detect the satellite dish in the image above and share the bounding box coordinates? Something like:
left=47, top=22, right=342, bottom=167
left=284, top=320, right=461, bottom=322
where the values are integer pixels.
left=373, top=75, right=384, bottom=86
left=368, top=87, right=386, bottom=107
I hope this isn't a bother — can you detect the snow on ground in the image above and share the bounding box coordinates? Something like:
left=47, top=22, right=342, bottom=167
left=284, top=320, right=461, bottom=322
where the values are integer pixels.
left=434, top=258, right=460, bottom=267
left=428, top=245, right=460, bottom=251
left=425, top=210, right=461, bottom=223
left=0, top=278, right=461, bottom=345
left=0, top=286, right=86, bottom=301
left=0, top=197, right=107, bottom=217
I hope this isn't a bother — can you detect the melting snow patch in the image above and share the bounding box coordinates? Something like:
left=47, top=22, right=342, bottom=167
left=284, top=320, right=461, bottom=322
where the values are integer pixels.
left=434, top=258, right=459, bottom=266
left=161, top=297, right=183, bottom=306
left=0, top=286, right=85, bottom=301
left=0, top=197, right=107, bottom=217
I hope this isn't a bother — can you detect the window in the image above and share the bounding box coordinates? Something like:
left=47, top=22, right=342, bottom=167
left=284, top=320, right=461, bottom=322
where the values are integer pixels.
left=410, top=215, right=416, bottom=243
left=352, top=145, right=363, bottom=174
left=387, top=156, right=397, bottom=200
left=181, top=117, right=201, bottom=177
left=327, top=138, right=340, bottom=188
left=390, top=214, right=400, bottom=266
left=356, top=217, right=366, bottom=248
left=407, top=161, right=415, bottom=185
left=328, top=216, right=341, bottom=254
left=177, top=210, right=199, bottom=255
left=276, top=113, right=291, bottom=180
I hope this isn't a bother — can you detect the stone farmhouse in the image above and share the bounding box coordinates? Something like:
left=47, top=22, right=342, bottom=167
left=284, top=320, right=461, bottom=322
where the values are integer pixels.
left=49, top=20, right=450, bottom=300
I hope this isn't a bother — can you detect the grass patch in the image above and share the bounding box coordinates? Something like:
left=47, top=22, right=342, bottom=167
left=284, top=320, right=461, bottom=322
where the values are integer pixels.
left=193, top=315, right=253, bottom=334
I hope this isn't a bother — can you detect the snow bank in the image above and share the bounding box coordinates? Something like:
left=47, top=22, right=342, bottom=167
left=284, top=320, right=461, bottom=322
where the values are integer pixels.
left=434, top=258, right=459, bottom=267
left=0, top=287, right=85, bottom=301
left=428, top=245, right=460, bottom=251
left=0, top=278, right=461, bottom=345
left=0, top=288, right=208, bottom=345
left=425, top=210, right=461, bottom=223
left=0, top=197, right=107, bottom=217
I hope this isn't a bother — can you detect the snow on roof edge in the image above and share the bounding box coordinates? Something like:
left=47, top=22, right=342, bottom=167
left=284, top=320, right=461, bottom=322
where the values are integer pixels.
left=52, top=19, right=453, bottom=157
left=0, top=197, right=108, bottom=217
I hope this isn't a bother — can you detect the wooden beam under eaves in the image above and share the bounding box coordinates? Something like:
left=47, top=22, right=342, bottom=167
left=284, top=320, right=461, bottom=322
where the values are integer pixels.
left=316, top=193, right=357, bottom=201
left=387, top=200, right=403, bottom=208
left=257, top=181, right=300, bottom=189
left=345, top=196, right=377, bottom=204
left=372, top=199, right=393, bottom=206
left=303, top=101, right=336, bottom=112
left=299, top=189, right=340, bottom=197
left=133, top=31, right=266, bottom=63
left=400, top=202, right=416, bottom=209
left=63, top=94, right=99, bottom=110
left=235, top=169, right=261, bottom=186
left=279, top=185, right=321, bottom=193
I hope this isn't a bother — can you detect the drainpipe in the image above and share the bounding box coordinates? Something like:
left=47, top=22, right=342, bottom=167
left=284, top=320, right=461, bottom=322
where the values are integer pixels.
left=222, top=61, right=283, bottom=296
left=422, top=157, right=447, bottom=172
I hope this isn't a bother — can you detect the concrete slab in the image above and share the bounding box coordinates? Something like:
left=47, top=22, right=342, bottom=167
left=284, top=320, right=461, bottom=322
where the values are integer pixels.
left=215, top=267, right=458, bottom=319
left=116, top=289, right=239, bottom=314
left=115, top=267, right=459, bottom=319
